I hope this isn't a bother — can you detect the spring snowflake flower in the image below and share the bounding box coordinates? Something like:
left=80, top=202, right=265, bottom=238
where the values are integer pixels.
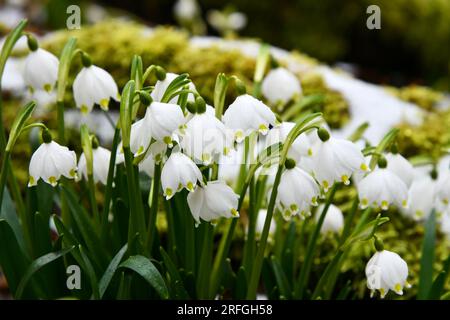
left=139, top=154, right=155, bottom=178
left=311, top=128, right=367, bottom=191
left=223, top=94, right=277, bottom=143
left=23, top=48, right=59, bottom=93
left=28, top=131, right=77, bottom=187
left=187, top=180, right=239, bottom=225
left=403, top=175, right=439, bottom=221
left=264, top=121, right=311, bottom=162
left=358, top=158, right=408, bottom=210
left=151, top=72, right=196, bottom=104
left=78, top=145, right=111, bottom=185
left=180, top=110, right=234, bottom=165
left=276, top=159, right=320, bottom=220
left=385, top=152, right=414, bottom=187
left=161, top=151, right=203, bottom=199
left=366, top=248, right=410, bottom=298
left=436, top=171, right=450, bottom=207
left=316, top=204, right=344, bottom=234
left=261, top=67, right=302, bottom=105
left=73, top=65, right=119, bottom=114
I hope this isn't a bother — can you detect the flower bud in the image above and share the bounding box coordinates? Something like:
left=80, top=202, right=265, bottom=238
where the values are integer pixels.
left=42, top=129, right=52, bottom=143
left=285, top=158, right=296, bottom=169
left=139, top=91, right=153, bottom=106
left=81, top=52, right=92, bottom=67
left=195, top=96, right=206, bottom=114
left=27, top=34, right=38, bottom=51
left=186, top=101, right=197, bottom=114
left=155, top=66, right=166, bottom=81
left=377, top=156, right=387, bottom=169
left=317, top=127, right=330, bottom=142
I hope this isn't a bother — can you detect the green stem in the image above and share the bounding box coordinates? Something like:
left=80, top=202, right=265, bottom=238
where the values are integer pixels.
left=339, top=196, right=359, bottom=245
left=124, top=147, right=146, bottom=252
left=0, top=151, right=10, bottom=209
left=242, top=176, right=256, bottom=271
left=57, top=101, right=65, bottom=144
left=197, top=223, right=214, bottom=299
left=100, top=126, right=120, bottom=242
left=87, top=174, right=100, bottom=228
left=246, top=163, right=283, bottom=299
left=145, top=163, right=161, bottom=254
left=294, top=183, right=338, bottom=299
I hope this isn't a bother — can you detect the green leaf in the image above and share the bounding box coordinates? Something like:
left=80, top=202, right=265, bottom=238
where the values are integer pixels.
left=233, top=266, right=247, bottom=300
left=418, top=210, right=436, bottom=299
left=57, top=37, right=77, bottom=102
left=347, top=122, right=369, bottom=142
left=99, top=243, right=128, bottom=298
left=0, top=187, right=25, bottom=252
left=0, top=19, right=27, bottom=80
left=271, top=256, right=291, bottom=299
left=160, top=247, right=189, bottom=299
left=119, top=255, right=169, bottom=299
left=15, top=246, right=75, bottom=299
left=368, top=128, right=399, bottom=170
left=80, top=124, right=93, bottom=176
left=61, top=186, right=108, bottom=270
left=340, top=214, right=389, bottom=250
left=5, top=101, right=36, bottom=152
left=428, top=255, right=450, bottom=299
left=79, top=245, right=100, bottom=300
left=0, top=219, right=30, bottom=296
left=119, top=80, right=136, bottom=148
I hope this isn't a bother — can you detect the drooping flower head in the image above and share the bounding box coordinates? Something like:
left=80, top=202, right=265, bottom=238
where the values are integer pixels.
left=161, top=151, right=203, bottom=199
left=73, top=55, right=119, bottom=114
left=187, top=180, right=239, bottom=225
left=311, top=128, right=367, bottom=191
left=316, top=204, right=344, bottom=234
left=403, top=173, right=440, bottom=221
left=29, top=129, right=77, bottom=187
left=276, top=158, right=320, bottom=220
left=223, top=94, right=277, bottom=143
left=24, top=42, right=59, bottom=93
left=78, top=139, right=111, bottom=185
left=358, top=157, right=408, bottom=211
left=385, top=151, right=414, bottom=188
left=261, top=67, right=302, bottom=105
left=180, top=98, right=234, bottom=165
left=365, top=238, right=410, bottom=298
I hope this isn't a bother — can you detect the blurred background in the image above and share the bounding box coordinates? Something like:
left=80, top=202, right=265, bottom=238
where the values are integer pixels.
left=1, top=0, right=449, bottom=90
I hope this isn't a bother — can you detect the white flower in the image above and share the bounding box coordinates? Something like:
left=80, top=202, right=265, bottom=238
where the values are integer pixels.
left=276, top=165, right=320, bottom=220
left=78, top=146, right=111, bottom=184
left=73, top=65, right=119, bottom=114
left=436, top=171, right=450, bottom=208
left=255, top=209, right=276, bottom=239
left=29, top=141, right=77, bottom=187
left=365, top=250, right=410, bottom=298
left=139, top=154, right=155, bottom=178
left=218, top=144, right=244, bottom=185
left=312, top=133, right=367, bottom=191
left=440, top=212, right=450, bottom=239
left=147, top=102, right=186, bottom=145
left=180, top=112, right=234, bottom=165
left=263, top=121, right=311, bottom=162
left=403, top=175, right=439, bottom=221
left=151, top=72, right=196, bottom=104
left=316, top=204, right=344, bottom=234
left=385, top=152, right=414, bottom=187
left=223, top=94, right=277, bottom=142
left=130, top=114, right=153, bottom=157
left=261, top=67, right=302, bottom=105
left=187, top=180, right=239, bottom=225
left=358, top=168, right=408, bottom=210
left=23, top=48, right=59, bottom=92
left=161, top=151, right=203, bottom=199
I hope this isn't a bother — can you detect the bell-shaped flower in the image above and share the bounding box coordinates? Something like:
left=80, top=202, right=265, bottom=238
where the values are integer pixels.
left=29, top=133, right=77, bottom=187
left=73, top=65, right=119, bottom=114
left=24, top=48, right=59, bottom=93
left=316, top=204, right=344, bottom=234
left=436, top=171, right=450, bottom=208
left=130, top=114, right=153, bottom=157
left=161, top=151, right=203, bottom=199
left=358, top=163, right=408, bottom=211
left=139, top=154, right=156, bottom=178
left=187, top=180, right=239, bottom=225
left=263, top=121, right=311, bottom=162
left=276, top=160, right=320, bottom=220
left=180, top=112, right=234, bottom=165
left=311, top=129, right=367, bottom=191
left=385, top=152, right=414, bottom=188
left=261, top=67, right=302, bottom=105
left=365, top=249, right=410, bottom=298
left=78, top=146, right=111, bottom=184
left=403, top=175, right=439, bottom=221
left=223, top=94, right=277, bottom=142
left=151, top=72, right=196, bottom=104
left=146, top=102, right=185, bottom=146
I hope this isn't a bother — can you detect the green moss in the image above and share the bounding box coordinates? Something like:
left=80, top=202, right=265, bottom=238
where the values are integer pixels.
left=388, top=85, right=444, bottom=111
